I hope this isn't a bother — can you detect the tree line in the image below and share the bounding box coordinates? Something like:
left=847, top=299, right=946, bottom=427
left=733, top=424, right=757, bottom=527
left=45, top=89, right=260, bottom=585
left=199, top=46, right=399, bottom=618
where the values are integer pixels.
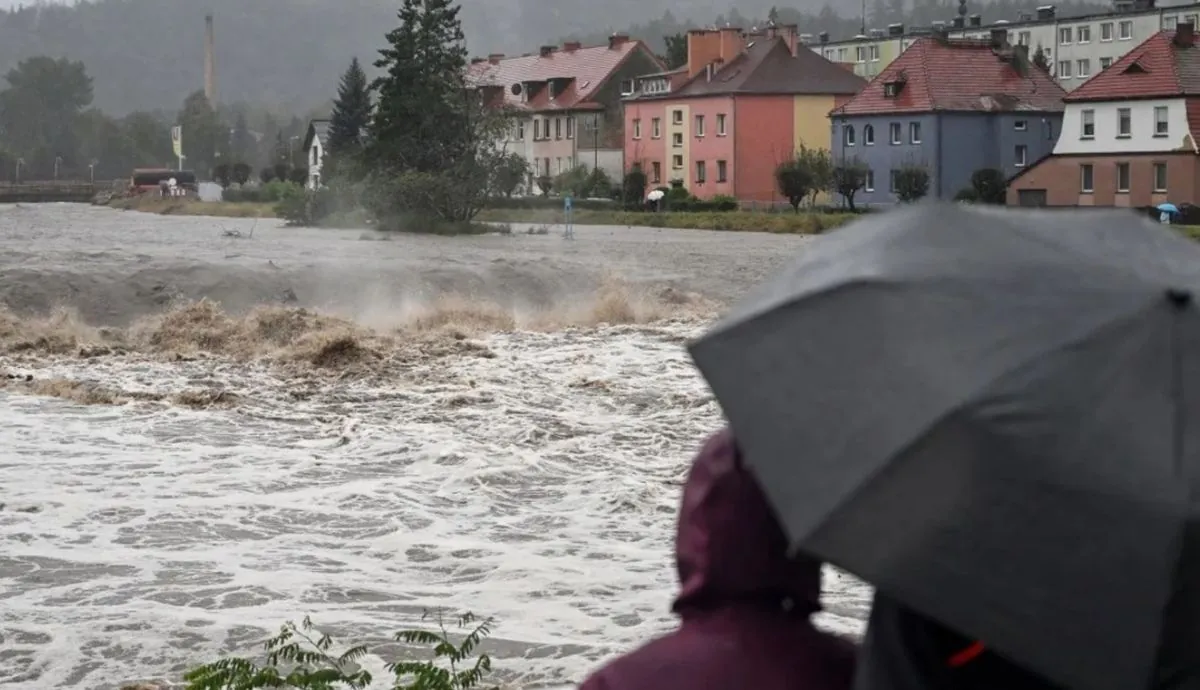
left=0, top=55, right=320, bottom=184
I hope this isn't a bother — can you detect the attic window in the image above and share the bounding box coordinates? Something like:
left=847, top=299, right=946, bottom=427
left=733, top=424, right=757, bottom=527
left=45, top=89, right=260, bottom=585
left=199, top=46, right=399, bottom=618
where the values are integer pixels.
left=883, top=80, right=906, bottom=97
left=620, top=79, right=635, bottom=95
left=1124, top=60, right=1147, bottom=73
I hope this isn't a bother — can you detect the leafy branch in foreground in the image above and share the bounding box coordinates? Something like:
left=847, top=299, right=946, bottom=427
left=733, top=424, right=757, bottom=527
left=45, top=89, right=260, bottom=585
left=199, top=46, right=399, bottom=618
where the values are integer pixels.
left=182, top=610, right=496, bottom=690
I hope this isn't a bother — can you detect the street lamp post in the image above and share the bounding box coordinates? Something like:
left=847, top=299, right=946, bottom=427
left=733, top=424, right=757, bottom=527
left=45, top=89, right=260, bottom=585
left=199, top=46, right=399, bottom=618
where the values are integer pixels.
left=53, top=156, right=62, bottom=180
left=89, top=159, right=97, bottom=184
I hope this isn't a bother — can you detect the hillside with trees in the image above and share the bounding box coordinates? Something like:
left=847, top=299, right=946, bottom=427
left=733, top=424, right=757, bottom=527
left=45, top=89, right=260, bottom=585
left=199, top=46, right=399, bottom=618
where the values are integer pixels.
left=0, top=0, right=1107, bottom=116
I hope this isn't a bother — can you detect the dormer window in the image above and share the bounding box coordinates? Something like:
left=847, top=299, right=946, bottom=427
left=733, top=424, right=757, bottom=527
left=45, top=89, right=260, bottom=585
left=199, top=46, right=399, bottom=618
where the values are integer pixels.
left=1124, top=60, right=1147, bottom=74
left=883, top=80, right=906, bottom=97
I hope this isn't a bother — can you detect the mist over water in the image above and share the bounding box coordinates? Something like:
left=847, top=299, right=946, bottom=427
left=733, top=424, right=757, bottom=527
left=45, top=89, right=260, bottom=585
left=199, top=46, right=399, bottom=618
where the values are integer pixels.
left=0, top=204, right=869, bottom=689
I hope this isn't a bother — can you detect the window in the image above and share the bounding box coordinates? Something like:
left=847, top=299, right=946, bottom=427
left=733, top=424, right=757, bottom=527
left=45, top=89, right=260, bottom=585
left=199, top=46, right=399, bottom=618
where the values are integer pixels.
left=717, top=113, right=727, bottom=136
left=909, top=121, right=922, bottom=144
left=1117, top=107, right=1132, bottom=137
left=1154, top=162, right=1168, bottom=192
left=556, top=157, right=563, bottom=174
left=555, top=118, right=562, bottom=139
left=652, top=118, right=661, bottom=138
left=632, top=119, right=641, bottom=139
left=864, top=124, right=875, bottom=145
left=543, top=120, right=552, bottom=139
left=856, top=46, right=868, bottom=62
left=1015, top=144, right=1028, bottom=167
left=1100, top=56, right=1113, bottom=69
left=672, top=109, right=683, bottom=124
left=672, top=132, right=683, bottom=147
left=1059, top=27, right=1072, bottom=44
left=1058, top=61, right=1072, bottom=78
left=672, top=154, right=683, bottom=168
left=517, top=120, right=525, bottom=139
left=696, top=160, right=706, bottom=184
left=865, top=169, right=875, bottom=192
left=566, top=117, right=574, bottom=139
left=1018, top=30, right=1031, bottom=46
left=1076, top=59, right=1090, bottom=77
left=1100, top=22, right=1113, bottom=41
left=1190, top=13, right=1199, bottom=26
left=870, top=45, right=881, bottom=61
left=1080, top=164, right=1094, bottom=193
left=1014, top=119, right=1028, bottom=131
left=717, top=160, right=728, bottom=182
left=1166, top=15, right=1178, bottom=27
left=1116, top=162, right=1130, bottom=192
left=542, top=158, right=550, bottom=176
left=844, top=124, right=856, bottom=146
left=1155, top=106, right=1169, bottom=136
left=889, top=122, right=902, bottom=144
left=1077, top=26, right=1091, bottom=43
left=651, top=161, right=661, bottom=183
left=1119, top=20, right=1133, bottom=39
left=889, top=169, right=899, bottom=193
left=695, top=114, right=705, bottom=137
left=1081, top=109, right=1095, bottom=138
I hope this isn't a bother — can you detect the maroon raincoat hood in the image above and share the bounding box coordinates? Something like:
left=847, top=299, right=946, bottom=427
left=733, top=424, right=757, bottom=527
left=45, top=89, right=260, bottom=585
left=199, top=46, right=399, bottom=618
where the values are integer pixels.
left=671, top=428, right=822, bottom=616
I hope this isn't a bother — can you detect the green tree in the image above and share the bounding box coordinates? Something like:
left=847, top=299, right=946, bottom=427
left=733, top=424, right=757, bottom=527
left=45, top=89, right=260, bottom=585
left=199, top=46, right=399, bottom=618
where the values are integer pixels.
left=121, top=111, right=172, bottom=169
left=0, top=56, right=93, bottom=178
left=1032, top=45, right=1051, bottom=73
left=894, top=164, right=931, bottom=202
left=663, top=32, right=688, bottom=70
left=970, top=168, right=1008, bottom=204
left=491, top=151, right=528, bottom=197
left=326, top=57, right=372, bottom=170
left=796, top=144, right=833, bottom=207
left=229, top=110, right=255, bottom=163
left=367, top=0, right=469, bottom=174
left=775, top=155, right=815, bottom=212
left=177, top=90, right=222, bottom=177
left=832, top=159, right=869, bottom=211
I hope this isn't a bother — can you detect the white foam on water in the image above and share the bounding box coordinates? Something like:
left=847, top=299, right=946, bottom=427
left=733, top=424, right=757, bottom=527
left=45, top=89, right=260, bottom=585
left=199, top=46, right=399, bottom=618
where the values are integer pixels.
left=1, top=320, right=868, bottom=690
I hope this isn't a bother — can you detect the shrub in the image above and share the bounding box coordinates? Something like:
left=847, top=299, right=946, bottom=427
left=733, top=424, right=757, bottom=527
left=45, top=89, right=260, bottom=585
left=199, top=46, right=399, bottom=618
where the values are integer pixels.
left=212, top=163, right=231, bottom=188
left=182, top=610, right=496, bottom=690
left=259, top=167, right=276, bottom=184
left=970, top=168, right=1007, bottom=204
left=535, top=175, right=553, bottom=196
left=894, top=165, right=931, bottom=203
left=776, top=157, right=815, bottom=212
left=954, top=187, right=979, bottom=202
left=621, top=168, right=647, bottom=206
left=231, top=163, right=252, bottom=186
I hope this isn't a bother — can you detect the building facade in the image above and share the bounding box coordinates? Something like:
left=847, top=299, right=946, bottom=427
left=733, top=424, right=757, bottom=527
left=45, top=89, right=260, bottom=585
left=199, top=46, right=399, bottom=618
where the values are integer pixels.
left=811, top=0, right=1200, bottom=91
left=830, top=33, right=1066, bottom=204
left=468, top=35, right=664, bottom=194
left=623, top=25, right=864, bottom=202
left=1009, top=26, right=1200, bottom=207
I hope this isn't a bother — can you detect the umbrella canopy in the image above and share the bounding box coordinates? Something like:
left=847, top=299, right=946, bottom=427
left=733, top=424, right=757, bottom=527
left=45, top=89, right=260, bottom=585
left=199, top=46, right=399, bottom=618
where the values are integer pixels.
left=1158, top=203, right=1180, bottom=213
left=689, top=203, right=1200, bottom=690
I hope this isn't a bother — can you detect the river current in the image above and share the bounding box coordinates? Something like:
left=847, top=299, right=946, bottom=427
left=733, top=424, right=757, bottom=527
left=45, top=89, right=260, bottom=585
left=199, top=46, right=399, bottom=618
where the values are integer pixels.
left=0, top=204, right=870, bottom=689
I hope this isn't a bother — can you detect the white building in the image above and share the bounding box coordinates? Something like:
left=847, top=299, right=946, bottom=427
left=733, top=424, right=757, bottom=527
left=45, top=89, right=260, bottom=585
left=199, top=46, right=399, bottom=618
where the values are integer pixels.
left=813, top=0, right=1200, bottom=90
left=302, top=119, right=329, bottom=190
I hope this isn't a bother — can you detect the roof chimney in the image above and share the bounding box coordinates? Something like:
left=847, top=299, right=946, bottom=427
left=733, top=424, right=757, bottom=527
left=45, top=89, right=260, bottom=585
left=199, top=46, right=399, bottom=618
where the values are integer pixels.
left=968, top=14, right=982, bottom=27
left=819, top=31, right=830, bottom=44
left=990, top=27, right=1009, bottom=49
left=563, top=41, right=581, bottom=52
left=1176, top=22, right=1195, bottom=46
left=539, top=45, right=556, bottom=57
left=1035, top=5, right=1056, bottom=20
left=888, top=23, right=904, bottom=36
left=470, top=57, right=485, bottom=65
left=609, top=32, right=630, bottom=49
left=488, top=53, right=504, bottom=64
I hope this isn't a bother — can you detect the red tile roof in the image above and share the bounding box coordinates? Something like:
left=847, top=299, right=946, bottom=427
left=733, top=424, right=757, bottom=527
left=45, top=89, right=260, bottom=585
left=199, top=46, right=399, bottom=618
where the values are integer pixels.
left=1066, top=29, right=1200, bottom=101
left=830, top=37, right=1066, bottom=116
left=467, top=40, right=661, bottom=112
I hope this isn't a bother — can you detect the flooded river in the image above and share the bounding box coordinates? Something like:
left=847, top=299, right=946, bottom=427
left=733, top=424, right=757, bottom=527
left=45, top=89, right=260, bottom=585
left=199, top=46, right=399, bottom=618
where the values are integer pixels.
left=0, top=204, right=870, bottom=689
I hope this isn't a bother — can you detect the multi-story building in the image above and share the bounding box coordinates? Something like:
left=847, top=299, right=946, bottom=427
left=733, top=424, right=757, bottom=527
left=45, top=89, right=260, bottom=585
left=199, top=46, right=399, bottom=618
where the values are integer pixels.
left=622, top=25, right=865, bottom=202
left=811, top=0, right=1199, bottom=91
left=468, top=34, right=663, bottom=193
left=1008, top=25, right=1200, bottom=206
left=830, top=32, right=1066, bottom=204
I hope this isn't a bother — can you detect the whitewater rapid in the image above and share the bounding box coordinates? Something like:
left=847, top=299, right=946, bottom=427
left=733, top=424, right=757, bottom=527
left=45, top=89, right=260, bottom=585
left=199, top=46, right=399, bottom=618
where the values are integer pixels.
left=0, top=205, right=870, bottom=689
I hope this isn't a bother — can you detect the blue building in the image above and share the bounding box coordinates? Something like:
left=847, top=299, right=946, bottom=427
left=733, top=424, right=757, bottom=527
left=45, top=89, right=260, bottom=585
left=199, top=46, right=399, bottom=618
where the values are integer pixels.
left=829, top=32, right=1066, bottom=204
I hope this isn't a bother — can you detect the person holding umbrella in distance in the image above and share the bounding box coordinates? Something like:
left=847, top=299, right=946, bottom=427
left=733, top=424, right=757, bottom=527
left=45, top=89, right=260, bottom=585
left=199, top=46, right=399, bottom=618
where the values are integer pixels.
left=689, top=202, right=1200, bottom=690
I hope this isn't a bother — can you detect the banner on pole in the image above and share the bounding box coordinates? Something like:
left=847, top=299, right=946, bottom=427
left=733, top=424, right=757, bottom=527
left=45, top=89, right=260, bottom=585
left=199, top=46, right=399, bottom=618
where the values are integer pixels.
left=171, top=126, right=183, bottom=158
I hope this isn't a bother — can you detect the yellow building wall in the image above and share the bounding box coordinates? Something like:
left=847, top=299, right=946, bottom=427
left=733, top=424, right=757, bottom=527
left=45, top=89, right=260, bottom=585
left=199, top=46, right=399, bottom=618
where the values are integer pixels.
left=793, top=95, right=836, bottom=203
left=665, top=103, right=690, bottom=186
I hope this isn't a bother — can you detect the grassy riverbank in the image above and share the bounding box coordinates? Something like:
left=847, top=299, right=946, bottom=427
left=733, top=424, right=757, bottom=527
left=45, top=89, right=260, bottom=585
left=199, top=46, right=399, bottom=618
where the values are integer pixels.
left=107, top=196, right=277, bottom=218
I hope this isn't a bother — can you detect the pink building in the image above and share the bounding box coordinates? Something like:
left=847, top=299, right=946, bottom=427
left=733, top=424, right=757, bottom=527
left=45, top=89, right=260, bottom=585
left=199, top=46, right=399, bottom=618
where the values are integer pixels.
left=468, top=35, right=664, bottom=193
left=623, top=26, right=864, bottom=202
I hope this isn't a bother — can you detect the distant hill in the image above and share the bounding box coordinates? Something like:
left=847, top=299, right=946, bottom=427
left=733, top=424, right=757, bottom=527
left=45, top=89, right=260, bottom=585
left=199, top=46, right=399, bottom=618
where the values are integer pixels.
left=0, top=0, right=1109, bottom=116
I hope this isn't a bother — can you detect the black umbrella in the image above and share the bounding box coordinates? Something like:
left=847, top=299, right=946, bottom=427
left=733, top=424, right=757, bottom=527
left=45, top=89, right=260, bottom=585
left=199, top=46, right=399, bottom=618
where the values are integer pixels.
left=689, top=203, right=1200, bottom=690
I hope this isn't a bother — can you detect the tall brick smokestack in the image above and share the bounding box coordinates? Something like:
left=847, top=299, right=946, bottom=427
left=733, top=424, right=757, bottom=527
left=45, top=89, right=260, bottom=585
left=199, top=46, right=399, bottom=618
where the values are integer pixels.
left=204, top=13, right=216, bottom=103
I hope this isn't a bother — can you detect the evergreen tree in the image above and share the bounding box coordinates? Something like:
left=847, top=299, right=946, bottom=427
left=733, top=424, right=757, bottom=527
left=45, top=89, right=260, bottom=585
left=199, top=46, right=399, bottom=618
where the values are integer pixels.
left=368, top=0, right=469, bottom=173
left=328, top=57, right=371, bottom=156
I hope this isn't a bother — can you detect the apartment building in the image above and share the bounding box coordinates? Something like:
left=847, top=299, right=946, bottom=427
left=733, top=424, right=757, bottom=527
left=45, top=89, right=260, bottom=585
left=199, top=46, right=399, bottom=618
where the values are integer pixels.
left=1009, top=25, right=1200, bottom=206
left=812, top=0, right=1200, bottom=90
left=468, top=35, right=663, bottom=193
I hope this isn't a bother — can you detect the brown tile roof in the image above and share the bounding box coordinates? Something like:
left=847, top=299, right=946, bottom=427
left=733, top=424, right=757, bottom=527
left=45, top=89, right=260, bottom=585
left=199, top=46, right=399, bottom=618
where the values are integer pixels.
left=831, top=37, right=1066, bottom=116
left=1066, top=29, right=1200, bottom=101
left=631, top=38, right=866, bottom=100
left=467, top=40, right=662, bottom=112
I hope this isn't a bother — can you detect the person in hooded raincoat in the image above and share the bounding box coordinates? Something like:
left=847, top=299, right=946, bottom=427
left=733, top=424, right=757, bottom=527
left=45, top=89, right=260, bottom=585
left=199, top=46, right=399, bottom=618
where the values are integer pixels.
left=579, top=429, right=856, bottom=690
left=854, top=592, right=1063, bottom=690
